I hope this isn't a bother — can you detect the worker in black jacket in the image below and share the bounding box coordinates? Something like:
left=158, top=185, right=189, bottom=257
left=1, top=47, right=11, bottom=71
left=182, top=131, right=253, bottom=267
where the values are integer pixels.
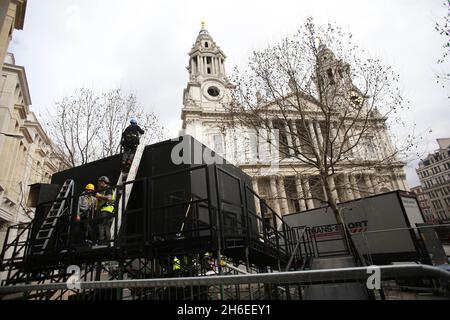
left=121, top=117, right=145, bottom=172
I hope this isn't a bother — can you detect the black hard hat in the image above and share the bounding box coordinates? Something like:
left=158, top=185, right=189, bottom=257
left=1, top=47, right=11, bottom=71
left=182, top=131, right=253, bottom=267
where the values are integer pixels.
left=98, top=176, right=110, bottom=184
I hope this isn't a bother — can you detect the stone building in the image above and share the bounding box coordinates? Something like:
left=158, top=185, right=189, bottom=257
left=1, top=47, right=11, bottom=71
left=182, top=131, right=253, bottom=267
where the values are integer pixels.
left=0, top=1, right=64, bottom=256
left=180, top=25, right=409, bottom=216
left=410, top=185, right=434, bottom=223
left=416, top=138, right=450, bottom=222
left=0, top=0, right=26, bottom=71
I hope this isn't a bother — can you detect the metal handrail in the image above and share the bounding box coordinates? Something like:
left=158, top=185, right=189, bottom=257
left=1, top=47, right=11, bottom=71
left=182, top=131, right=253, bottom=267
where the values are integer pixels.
left=0, top=264, right=448, bottom=294
left=285, top=228, right=308, bottom=271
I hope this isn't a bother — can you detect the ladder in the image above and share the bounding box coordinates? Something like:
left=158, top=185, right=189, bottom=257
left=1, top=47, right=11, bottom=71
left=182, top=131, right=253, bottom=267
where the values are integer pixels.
left=31, top=179, right=74, bottom=255
left=113, top=132, right=149, bottom=236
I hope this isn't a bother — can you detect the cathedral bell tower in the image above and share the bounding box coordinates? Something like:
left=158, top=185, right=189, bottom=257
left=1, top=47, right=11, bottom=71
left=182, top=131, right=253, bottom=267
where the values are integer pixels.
left=182, top=23, right=233, bottom=113
left=315, top=44, right=365, bottom=108
left=181, top=23, right=234, bottom=145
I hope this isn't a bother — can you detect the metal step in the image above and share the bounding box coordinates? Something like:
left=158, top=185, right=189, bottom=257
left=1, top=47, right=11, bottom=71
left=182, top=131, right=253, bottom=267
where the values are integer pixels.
left=303, top=255, right=370, bottom=300
left=36, top=231, right=52, bottom=238
left=41, top=222, right=56, bottom=228
left=32, top=243, right=45, bottom=248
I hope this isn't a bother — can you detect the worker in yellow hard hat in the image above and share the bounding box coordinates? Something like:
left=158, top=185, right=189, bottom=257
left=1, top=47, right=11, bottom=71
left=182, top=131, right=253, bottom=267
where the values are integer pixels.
left=94, top=176, right=116, bottom=245
left=76, top=183, right=97, bottom=245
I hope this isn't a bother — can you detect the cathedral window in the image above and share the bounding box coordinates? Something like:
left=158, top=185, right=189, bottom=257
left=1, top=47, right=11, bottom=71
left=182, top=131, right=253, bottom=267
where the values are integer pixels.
left=205, top=42, right=209, bottom=48
left=207, top=86, right=220, bottom=97
left=327, top=69, right=335, bottom=84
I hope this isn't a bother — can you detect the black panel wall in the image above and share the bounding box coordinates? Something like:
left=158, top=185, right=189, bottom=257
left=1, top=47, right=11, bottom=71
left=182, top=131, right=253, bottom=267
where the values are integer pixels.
left=46, top=135, right=258, bottom=255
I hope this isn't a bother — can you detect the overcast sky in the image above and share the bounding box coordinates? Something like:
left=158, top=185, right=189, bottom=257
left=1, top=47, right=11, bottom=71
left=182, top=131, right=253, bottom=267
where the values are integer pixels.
left=9, top=0, right=449, bottom=186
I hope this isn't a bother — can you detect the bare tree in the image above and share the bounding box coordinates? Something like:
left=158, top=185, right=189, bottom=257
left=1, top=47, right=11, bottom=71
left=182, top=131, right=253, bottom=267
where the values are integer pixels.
left=436, top=0, right=450, bottom=90
left=229, top=18, right=416, bottom=251
left=50, top=88, right=103, bottom=167
left=99, top=89, right=166, bottom=158
left=49, top=88, right=166, bottom=167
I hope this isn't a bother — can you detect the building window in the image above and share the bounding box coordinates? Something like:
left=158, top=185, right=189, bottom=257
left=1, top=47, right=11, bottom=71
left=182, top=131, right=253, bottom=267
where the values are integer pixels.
left=326, top=69, right=335, bottom=84
left=207, top=86, right=220, bottom=97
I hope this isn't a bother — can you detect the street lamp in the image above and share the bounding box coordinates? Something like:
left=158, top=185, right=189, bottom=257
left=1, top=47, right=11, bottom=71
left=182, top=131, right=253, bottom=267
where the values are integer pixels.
left=0, top=132, right=23, bottom=139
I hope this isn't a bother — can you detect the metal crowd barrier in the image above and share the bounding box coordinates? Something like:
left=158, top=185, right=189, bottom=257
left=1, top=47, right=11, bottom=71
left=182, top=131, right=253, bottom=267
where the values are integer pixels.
left=0, top=264, right=449, bottom=300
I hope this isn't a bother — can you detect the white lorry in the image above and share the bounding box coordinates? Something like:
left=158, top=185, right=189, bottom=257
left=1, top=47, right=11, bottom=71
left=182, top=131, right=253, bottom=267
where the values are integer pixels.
left=282, top=191, right=439, bottom=265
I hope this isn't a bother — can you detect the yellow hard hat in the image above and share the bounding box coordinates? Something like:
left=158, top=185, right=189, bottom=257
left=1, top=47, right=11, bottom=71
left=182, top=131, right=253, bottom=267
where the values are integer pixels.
left=85, top=183, right=95, bottom=191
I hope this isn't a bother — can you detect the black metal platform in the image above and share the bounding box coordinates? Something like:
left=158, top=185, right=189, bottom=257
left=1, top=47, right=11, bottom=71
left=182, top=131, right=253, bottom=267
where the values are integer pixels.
left=0, top=136, right=312, bottom=290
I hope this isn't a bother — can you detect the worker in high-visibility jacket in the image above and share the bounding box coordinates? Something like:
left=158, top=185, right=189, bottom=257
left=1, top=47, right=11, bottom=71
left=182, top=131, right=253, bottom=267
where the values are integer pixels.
left=77, top=183, right=97, bottom=243
left=93, top=176, right=116, bottom=244
left=172, top=256, right=181, bottom=275
left=203, top=252, right=215, bottom=275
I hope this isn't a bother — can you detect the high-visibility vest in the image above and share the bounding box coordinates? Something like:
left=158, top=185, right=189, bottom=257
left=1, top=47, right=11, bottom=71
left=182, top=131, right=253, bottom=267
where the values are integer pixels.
left=97, top=190, right=116, bottom=214
left=173, top=257, right=181, bottom=271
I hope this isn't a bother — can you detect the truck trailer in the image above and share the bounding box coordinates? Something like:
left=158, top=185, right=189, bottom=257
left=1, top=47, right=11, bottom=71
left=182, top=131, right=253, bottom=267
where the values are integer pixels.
left=282, top=191, right=447, bottom=265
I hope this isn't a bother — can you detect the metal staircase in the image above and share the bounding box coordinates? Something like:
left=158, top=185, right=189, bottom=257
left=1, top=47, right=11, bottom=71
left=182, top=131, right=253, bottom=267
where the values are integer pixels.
left=31, top=179, right=74, bottom=255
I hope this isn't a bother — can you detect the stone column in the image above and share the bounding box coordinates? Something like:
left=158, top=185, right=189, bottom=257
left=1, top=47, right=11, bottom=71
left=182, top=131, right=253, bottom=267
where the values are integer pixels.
left=315, top=121, right=324, bottom=151
left=258, top=127, right=269, bottom=164
left=222, top=61, right=227, bottom=75
left=343, top=173, right=354, bottom=201
left=269, top=176, right=281, bottom=215
left=284, top=121, right=294, bottom=157
left=199, top=56, right=203, bottom=74
left=218, top=58, right=222, bottom=74
left=267, top=119, right=279, bottom=162
left=295, top=176, right=307, bottom=211
left=307, top=120, right=319, bottom=154
left=291, top=120, right=301, bottom=154
left=303, top=178, right=315, bottom=209
left=252, top=177, right=262, bottom=218
left=190, top=58, right=195, bottom=75
left=350, top=174, right=361, bottom=199
left=277, top=176, right=289, bottom=216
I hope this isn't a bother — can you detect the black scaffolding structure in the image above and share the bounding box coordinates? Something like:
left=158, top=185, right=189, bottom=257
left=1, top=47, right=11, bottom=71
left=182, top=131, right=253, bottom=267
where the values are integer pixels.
left=0, top=136, right=316, bottom=300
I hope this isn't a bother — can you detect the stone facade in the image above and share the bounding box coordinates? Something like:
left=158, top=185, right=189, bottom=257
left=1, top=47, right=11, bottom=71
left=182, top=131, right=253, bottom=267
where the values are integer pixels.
left=0, top=1, right=65, bottom=258
left=180, top=26, right=409, bottom=217
left=416, top=138, right=450, bottom=222
left=0, top=0, right=26, bottom=71
left=0, top=53, right=65, bottom=252
left=410, top=185, right=434, bottom=223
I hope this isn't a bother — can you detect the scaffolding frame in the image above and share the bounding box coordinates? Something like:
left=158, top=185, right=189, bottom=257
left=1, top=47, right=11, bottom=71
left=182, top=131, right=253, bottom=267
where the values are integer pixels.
left=0, top=163, right=315, bottom=299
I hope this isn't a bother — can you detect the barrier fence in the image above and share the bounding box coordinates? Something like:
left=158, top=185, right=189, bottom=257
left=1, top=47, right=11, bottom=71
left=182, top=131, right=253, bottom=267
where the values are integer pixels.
left=1, top=264, right=449, bottom=300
